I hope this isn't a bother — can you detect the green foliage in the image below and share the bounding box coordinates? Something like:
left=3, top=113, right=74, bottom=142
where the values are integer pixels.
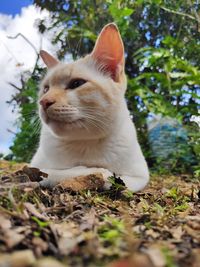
left=108, top=175, right=134, bottom=199
left=9, top=0, right=199, bottom=173
left=165, top=187, right=190, bottom=213
left=31, top=216, right=49, bottom=228
left=9, top=72, right=41, bottom=162
left=108, top=175, right=126, bottom=191
left=130, top=46, right=200, bottom=119
left=162, top=247, right=178, bottom=267
left=187, top=123, right=200, bottom=174
left=98, top=215, right=125, bottom=245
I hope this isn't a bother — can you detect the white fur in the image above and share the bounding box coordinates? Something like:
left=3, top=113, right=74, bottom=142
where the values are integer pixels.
left=32, top=80, right=149, bottom=192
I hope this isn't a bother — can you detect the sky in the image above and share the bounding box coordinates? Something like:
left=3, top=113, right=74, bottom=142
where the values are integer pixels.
left=0, top=0, right=33, bottom=15
left=0, top=1, right=57, bottom=154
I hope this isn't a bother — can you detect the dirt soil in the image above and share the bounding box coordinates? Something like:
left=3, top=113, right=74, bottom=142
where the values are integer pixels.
left=0, top=160, right=199, bottom=267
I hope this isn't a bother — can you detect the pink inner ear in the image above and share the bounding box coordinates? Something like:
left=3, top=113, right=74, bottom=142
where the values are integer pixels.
left=91, top=24, right=124, bottom=81
left=40, top=50, right=59, bottom=68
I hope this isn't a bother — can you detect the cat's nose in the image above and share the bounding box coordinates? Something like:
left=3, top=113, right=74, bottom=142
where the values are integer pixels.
left=40, top=98, right=55, bottom=110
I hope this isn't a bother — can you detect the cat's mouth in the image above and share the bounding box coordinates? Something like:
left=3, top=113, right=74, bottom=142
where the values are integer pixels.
left=50, top=118, right=84, bottom=125
left=44, top=111, right=84, bottom=127
left=41, top=106, right=84, bottom=127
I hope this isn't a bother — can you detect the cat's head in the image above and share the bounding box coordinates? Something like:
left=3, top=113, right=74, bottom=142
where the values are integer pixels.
left=39, top=23, right=127, bottom=140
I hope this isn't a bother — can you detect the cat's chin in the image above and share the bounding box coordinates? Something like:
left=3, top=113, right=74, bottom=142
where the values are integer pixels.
left=48, top=118, right=84, bottom=130
left=40, top=112, right=109, bottom=139
left=42, top=118, right=107, bottom=140
left=44, top=119, right=81, bottom=137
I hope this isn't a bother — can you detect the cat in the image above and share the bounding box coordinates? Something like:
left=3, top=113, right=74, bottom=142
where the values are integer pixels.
left=31, top=23, right=149, bottom=192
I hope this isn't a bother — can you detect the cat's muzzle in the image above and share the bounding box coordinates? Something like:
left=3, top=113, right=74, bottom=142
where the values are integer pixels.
left=46, top=105, right=80, bottom=123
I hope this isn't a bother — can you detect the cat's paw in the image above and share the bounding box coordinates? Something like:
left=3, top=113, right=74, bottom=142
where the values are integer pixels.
left=39, top=168, right=113, bottom=190
left=96, top=168, right=113, bottom=189
left=58, top=173, right=105, bottom=191
left=39, top=177, right=59, bottom=188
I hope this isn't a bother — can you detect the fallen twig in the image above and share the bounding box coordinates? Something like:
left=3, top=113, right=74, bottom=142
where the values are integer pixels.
left=0, top=182, right=39, bottom=191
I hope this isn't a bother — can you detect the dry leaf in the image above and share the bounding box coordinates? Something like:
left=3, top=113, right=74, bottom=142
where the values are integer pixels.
left=3, top=229, right=25, bottom=248
left=16, top=166, right=48, bottom=182
left=0, top=160, right=199, bottom=267
left=108, top=253, right=154, bottom=267
left=80, top=208, right=97, bottom=231
left=54, top=222, right=80, bottom=255
left=170, top=226, right=183, bottom=241
left=32, top=237, right=48, bottom=256
left=0, top=250, right=35, bottom=267
left=23, top=202, right=48, bottom=220
left=0, top=215, right=11, bottom=230
left=145, top=246, right=166, bottom=267
left=146, top=229, right=160, bottom=239
left=37, top=258, right=66, bottom=267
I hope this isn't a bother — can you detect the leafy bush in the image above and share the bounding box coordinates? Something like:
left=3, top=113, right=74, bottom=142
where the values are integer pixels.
left=10, top=72, right=42, bottom=162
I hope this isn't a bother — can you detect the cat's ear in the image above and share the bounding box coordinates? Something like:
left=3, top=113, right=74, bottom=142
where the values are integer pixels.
left=91, top=23, right=124, bottom=82
left=40, top=50, right=59, bottom=68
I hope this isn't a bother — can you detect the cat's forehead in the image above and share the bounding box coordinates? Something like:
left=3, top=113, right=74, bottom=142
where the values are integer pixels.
left=43, top=63, right=72, bottom=85
left=42, top=58, right=97, bottom=85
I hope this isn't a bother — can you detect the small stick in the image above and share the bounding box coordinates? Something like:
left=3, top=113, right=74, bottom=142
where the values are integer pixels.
left=0, top=182, right=39, bottom=191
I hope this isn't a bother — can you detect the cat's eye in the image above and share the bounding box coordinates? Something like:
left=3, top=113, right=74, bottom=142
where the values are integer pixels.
left=68, top=79, right=87, bottom=90
left=43, top=85, right=49, bottom=93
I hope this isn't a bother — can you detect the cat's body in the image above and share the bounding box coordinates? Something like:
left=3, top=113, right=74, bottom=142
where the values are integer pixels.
left=31, top=23, right=149, bottom=192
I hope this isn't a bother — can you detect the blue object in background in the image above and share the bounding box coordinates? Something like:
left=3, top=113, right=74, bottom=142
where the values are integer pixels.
left=148, top=116, right=196, bottom=170
left=0, top=0, right=33, bottom=15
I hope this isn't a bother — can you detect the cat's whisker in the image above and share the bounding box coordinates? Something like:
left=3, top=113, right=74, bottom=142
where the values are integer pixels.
left=24, top=114, right=41, bottom=136
left=81, top=112, right=110, bottom=122
left=78, top=119, right=90, bottom=133
left=87, top=121, right=107, bottom=136
left=79, top=109, right=109, bottom=118
left=78, top=106, right=106, bottom=113
left=82, top=116, right=107, bottom=135
left=74, top=32, right=83, bottom=60
left=81, top=112, right=107, bottom=123
left=22, top=112, right=39, bottom=126
left=82, top=113, right=110, bottom=128
left=25, top=115, right=39, bottom=124
left=66, top=31, right=73, bottom=58
left=23, top=113, right=38, bottom=120
left=32, top=119, right=41, bottom=136
left=79, top=119, right=90, bottom=133
left=22, top=110, right=37, bottom=116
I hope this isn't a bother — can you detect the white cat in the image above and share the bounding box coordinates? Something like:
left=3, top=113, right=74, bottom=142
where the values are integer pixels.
left=31, top=23, right=149, bottom=192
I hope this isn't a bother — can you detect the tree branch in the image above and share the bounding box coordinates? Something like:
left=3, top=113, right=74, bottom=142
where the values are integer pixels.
left=188, top=0, right=200, bottom=32
left=7, top=33, right=38, bottom=56
left=160, top=6, right=198, bottom=22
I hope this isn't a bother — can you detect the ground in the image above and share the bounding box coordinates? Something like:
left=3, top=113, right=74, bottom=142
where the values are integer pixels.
left=0, top=160, right=199, bottom=267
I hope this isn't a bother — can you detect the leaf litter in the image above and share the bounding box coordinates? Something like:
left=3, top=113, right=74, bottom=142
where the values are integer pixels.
left=0, top=160, right=199, bottom=267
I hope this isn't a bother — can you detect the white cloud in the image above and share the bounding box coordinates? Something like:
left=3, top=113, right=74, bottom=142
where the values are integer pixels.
left=0, top=5, right=57, bottom=154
